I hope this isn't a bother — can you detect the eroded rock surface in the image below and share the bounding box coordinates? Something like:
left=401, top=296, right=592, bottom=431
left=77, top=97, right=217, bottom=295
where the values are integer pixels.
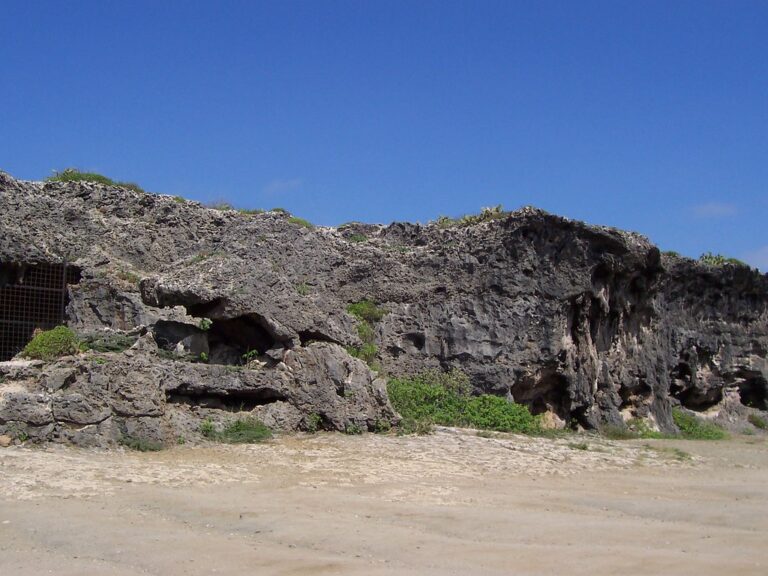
left=0, top=171, right=766, bottom=445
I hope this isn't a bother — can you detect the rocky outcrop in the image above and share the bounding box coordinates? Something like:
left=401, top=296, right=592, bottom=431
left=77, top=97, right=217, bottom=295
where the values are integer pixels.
left=0, top=171, right=766, bottom=445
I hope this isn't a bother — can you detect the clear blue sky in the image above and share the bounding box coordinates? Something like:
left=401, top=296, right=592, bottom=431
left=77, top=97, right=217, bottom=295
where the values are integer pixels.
left=2, top=1, right=766, bottom=269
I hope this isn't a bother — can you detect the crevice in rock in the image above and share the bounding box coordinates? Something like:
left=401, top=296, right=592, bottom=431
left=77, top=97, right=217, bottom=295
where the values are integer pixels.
left=298, top=330, right=340, bottom=346
left=166, top=388, right=287, bottom=411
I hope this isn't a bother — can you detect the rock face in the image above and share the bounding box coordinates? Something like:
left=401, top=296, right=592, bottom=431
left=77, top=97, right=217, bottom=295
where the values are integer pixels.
left=0, top=171, right=766, bottom=445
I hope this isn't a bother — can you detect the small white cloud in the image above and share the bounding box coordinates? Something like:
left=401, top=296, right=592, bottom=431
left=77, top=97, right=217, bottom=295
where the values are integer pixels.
left=262, top=178, right=302, bottom=196
left=692, top=202, right=738, bottom=218
left=742, top=246, right=768, bottom=272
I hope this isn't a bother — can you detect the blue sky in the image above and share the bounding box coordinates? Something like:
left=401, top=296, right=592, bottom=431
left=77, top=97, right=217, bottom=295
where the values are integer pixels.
left=2, top=1, right=766, bottom=269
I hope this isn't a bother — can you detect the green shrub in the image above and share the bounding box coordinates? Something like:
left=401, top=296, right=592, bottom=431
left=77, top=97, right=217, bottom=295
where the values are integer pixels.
left=374, top=419, right=392, bottom=433
left=237, top=208, right=265, bottom=215
left=672, top=408, right=728, bottom=440
left=397, top=417, right=434, bottom=435
left=748, top=413, right=768, bottom=430
left=119, top=436, right=163, bottom=451
left=387, top=369, right=539, bottom=434
left=305, top=413, right=322, bottom=433
left=347, top=343, right=378, bottom=364
left=347, top=300, right=386, bottom=324
left=218, top=418, right=272, bottom=443
left=47, top=168, right=144, bottom=193
left=348, top=233, right=367, bottom=243
left=288, top=216, right=314, bottom=229
left=344, top=422, right=363, bottom=435
left=345, top=300, right=387, bottom=367
left=198, top=318, right=212, bottom=331
left=200, top=418, right=216, bottom=438
left=21, top=326, right=79, bottom=360
left=463, top=395, right=540, bottom=433
left=699, top=252, right=747, bottom=267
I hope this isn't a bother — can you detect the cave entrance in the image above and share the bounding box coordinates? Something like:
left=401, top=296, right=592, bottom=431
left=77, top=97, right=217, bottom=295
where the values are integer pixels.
left=738, top=376, right=768, bottom=411
left=512, top=369, right=571, bottom=420
left=0, top=261, right=81, bottom=361
left=206, top=315, right=280, bottom=365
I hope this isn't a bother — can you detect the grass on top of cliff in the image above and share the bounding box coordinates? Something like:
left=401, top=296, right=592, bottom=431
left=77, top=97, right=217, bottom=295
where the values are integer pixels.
left=387, top=369, right=540, bottom=435
left=47, top=168, right=145, bottom=193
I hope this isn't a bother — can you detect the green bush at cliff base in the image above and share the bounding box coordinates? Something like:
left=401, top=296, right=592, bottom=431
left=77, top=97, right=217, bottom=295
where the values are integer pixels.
left=217, top=418, right=272, bottom=443
left=672, top=408, right=728, bottom=440
left=21, top=326, right=78, bottom=360
left=387, top=369, right=539, bottom=434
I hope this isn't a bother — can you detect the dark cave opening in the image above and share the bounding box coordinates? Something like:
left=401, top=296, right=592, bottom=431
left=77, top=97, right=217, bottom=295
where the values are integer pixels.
left=737, top=376, right=768, bottom=411
left=166, top=388, right=287, bottom=411
left=512, top=369, right=571, bottom=420
left=153, top=314, right=283, bottom=366
left=207, top=315, right=280, bottom=365
left=0, top=261, right=81, bottom=361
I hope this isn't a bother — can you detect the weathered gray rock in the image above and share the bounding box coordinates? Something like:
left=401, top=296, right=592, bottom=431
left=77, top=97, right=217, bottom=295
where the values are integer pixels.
left=0, top=171, right=766, bottom=444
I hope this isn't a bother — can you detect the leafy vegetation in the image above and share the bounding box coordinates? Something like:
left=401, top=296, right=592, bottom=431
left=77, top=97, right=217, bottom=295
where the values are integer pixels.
left=346, top=300, right=387, bottom=366
left=198, top=318, right=213, bottom=331
left=433, top=205, right=509, bottom=229
left=347, top=233, right=367, bottom=243
left=748, top=413, right=768, bottom=430
left=699, top=252, right=747, bottom=267
left=207, top=201, right=233, bottom=210
left=47, top=168, right=145, bottom=193
left=296, top=282, right=310, bottom=296
left=237, top=208, right=265, bottom=215
left=200, top=418, right=216, bottom=438
left=288, top=216, right=314, bottom=229
left=347, top=300, right=387, bottom=324
left=602, top=412, right=726, bottom=441
left=672, top=408, right=728, bottom=440
left=21, top=326, right=79, bottom=360
left=344, top=422, right=363, bottom=435
left=200, top=417, right=272, bottom=443
left=305, top=413, right=322, bottom=433
left=387, top=369, right=540, bottom=434
left=119, top=436, right=163, bottom=451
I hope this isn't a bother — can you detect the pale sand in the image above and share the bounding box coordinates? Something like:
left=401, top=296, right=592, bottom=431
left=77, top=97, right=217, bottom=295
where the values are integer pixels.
left=1, top=429, right=766, bottom=575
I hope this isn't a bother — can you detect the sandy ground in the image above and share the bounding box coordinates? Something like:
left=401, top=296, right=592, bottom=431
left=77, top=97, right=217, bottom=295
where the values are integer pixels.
left=1, top=428, right=766, bottom=575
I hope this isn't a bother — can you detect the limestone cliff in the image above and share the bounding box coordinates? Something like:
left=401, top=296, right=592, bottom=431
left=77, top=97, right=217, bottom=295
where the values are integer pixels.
left=0, top=171, right=766, bottom=445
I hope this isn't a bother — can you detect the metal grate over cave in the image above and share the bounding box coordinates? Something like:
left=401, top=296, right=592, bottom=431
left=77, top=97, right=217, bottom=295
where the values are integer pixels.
left=0, top=262, right=81, bottom=361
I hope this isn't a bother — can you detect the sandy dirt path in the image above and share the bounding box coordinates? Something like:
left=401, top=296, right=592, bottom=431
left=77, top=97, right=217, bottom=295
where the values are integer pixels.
left=1, top=429, right=766, bottom=575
